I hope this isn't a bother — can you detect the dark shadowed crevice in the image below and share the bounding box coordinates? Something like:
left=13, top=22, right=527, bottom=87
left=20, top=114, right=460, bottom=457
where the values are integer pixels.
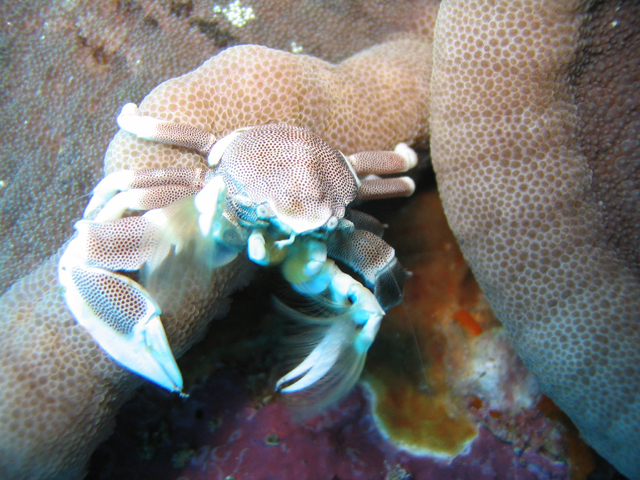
left=574, top=0, right=640, bottom=277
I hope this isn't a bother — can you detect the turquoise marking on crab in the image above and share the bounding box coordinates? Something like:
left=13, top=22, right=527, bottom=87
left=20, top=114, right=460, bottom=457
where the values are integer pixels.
left=58, top=103, right=417, bottom=403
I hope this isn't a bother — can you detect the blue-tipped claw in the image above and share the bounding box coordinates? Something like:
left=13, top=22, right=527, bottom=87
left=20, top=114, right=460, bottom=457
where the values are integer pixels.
left=58, top=241, right=183, bottom=393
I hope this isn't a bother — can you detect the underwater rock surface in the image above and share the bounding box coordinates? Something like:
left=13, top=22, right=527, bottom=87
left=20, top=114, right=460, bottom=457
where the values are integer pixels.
left=88, top=374, right=571, bottom=480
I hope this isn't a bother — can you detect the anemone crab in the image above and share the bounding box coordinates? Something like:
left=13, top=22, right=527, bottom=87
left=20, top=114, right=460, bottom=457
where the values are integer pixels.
left=58, top=104, right=417, bottom=403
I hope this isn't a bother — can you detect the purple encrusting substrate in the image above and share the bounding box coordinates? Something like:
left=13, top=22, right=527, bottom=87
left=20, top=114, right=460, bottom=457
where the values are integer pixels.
left=89, top=370, right=569, bottom=480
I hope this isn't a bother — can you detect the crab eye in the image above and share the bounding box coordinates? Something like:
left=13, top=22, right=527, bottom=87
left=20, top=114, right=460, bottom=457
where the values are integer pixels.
left=325, top=216, right=339, bottom=230
left=256, top=203, right=274, bottom=219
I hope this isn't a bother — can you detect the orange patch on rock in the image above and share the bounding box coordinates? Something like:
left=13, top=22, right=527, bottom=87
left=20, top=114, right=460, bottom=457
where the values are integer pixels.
left=363, top=189, right=492, bottom=457
left=362, top=189, right=596, bottom=475
left=452, top=309, right=483, bottom=336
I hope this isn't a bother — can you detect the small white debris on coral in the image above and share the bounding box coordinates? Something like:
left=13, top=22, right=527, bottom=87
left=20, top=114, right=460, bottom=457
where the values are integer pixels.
left=454, top=328, right=539, bottom=413
left=290, top=41, right=303, bottom=54
left=213, top=0, right=256, bottom=28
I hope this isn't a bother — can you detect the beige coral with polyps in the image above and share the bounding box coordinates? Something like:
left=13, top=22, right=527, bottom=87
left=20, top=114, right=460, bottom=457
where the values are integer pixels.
left=106, top=40, right=432, bottom=174
left=430, top=1, right=640, bottom=477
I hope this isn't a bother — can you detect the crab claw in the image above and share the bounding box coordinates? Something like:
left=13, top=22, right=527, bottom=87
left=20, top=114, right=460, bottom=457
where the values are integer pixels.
left=276, top=255, right=383, bottom=408
left=274, top=298, right=382, bottom=410
left=275, top=311, right=358, bottom=392
left=58, top=239, right=183, bottom=393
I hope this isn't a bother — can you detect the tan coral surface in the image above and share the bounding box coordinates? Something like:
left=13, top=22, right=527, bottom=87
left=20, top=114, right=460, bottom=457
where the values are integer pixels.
left=430, top=1, right=640, bottom=477
left=105, top=39, right=432, bottom=173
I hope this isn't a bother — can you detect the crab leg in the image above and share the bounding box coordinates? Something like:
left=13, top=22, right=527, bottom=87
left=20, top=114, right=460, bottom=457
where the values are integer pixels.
left=84, top=167, right=210, bottom=219
left=117, top=103, right=217, bottom=157
left=356, top=176, right=416, bottom=201
left=345, top=209, right=385, bottom=237
left=117, top=103, right=248, bottom=167
left=83, top=172, right=236, bottom=271
left=346, top=142, right=417, bottom=201
left=74, top=216, right=163, bottom=270
left=327, top=229, right=407, bottom=310
left=346, top=142, right=418, bottom=176
left=58, top=175, right=240, bottom=393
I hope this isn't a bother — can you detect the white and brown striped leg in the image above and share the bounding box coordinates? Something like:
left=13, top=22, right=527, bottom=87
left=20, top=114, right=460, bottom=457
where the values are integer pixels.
left=346, top=143, right=417, bottom=175
left=84, top=171, right=234, bottom=274
left=85, top=167, right=212, bottom=221
left=356, top=175, right=416, bottom=201
left=116, top=103, right=248, bottom=167
left=86, top=174, right=236, bottom=274
left=117, top=103, right=217, bottom=157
